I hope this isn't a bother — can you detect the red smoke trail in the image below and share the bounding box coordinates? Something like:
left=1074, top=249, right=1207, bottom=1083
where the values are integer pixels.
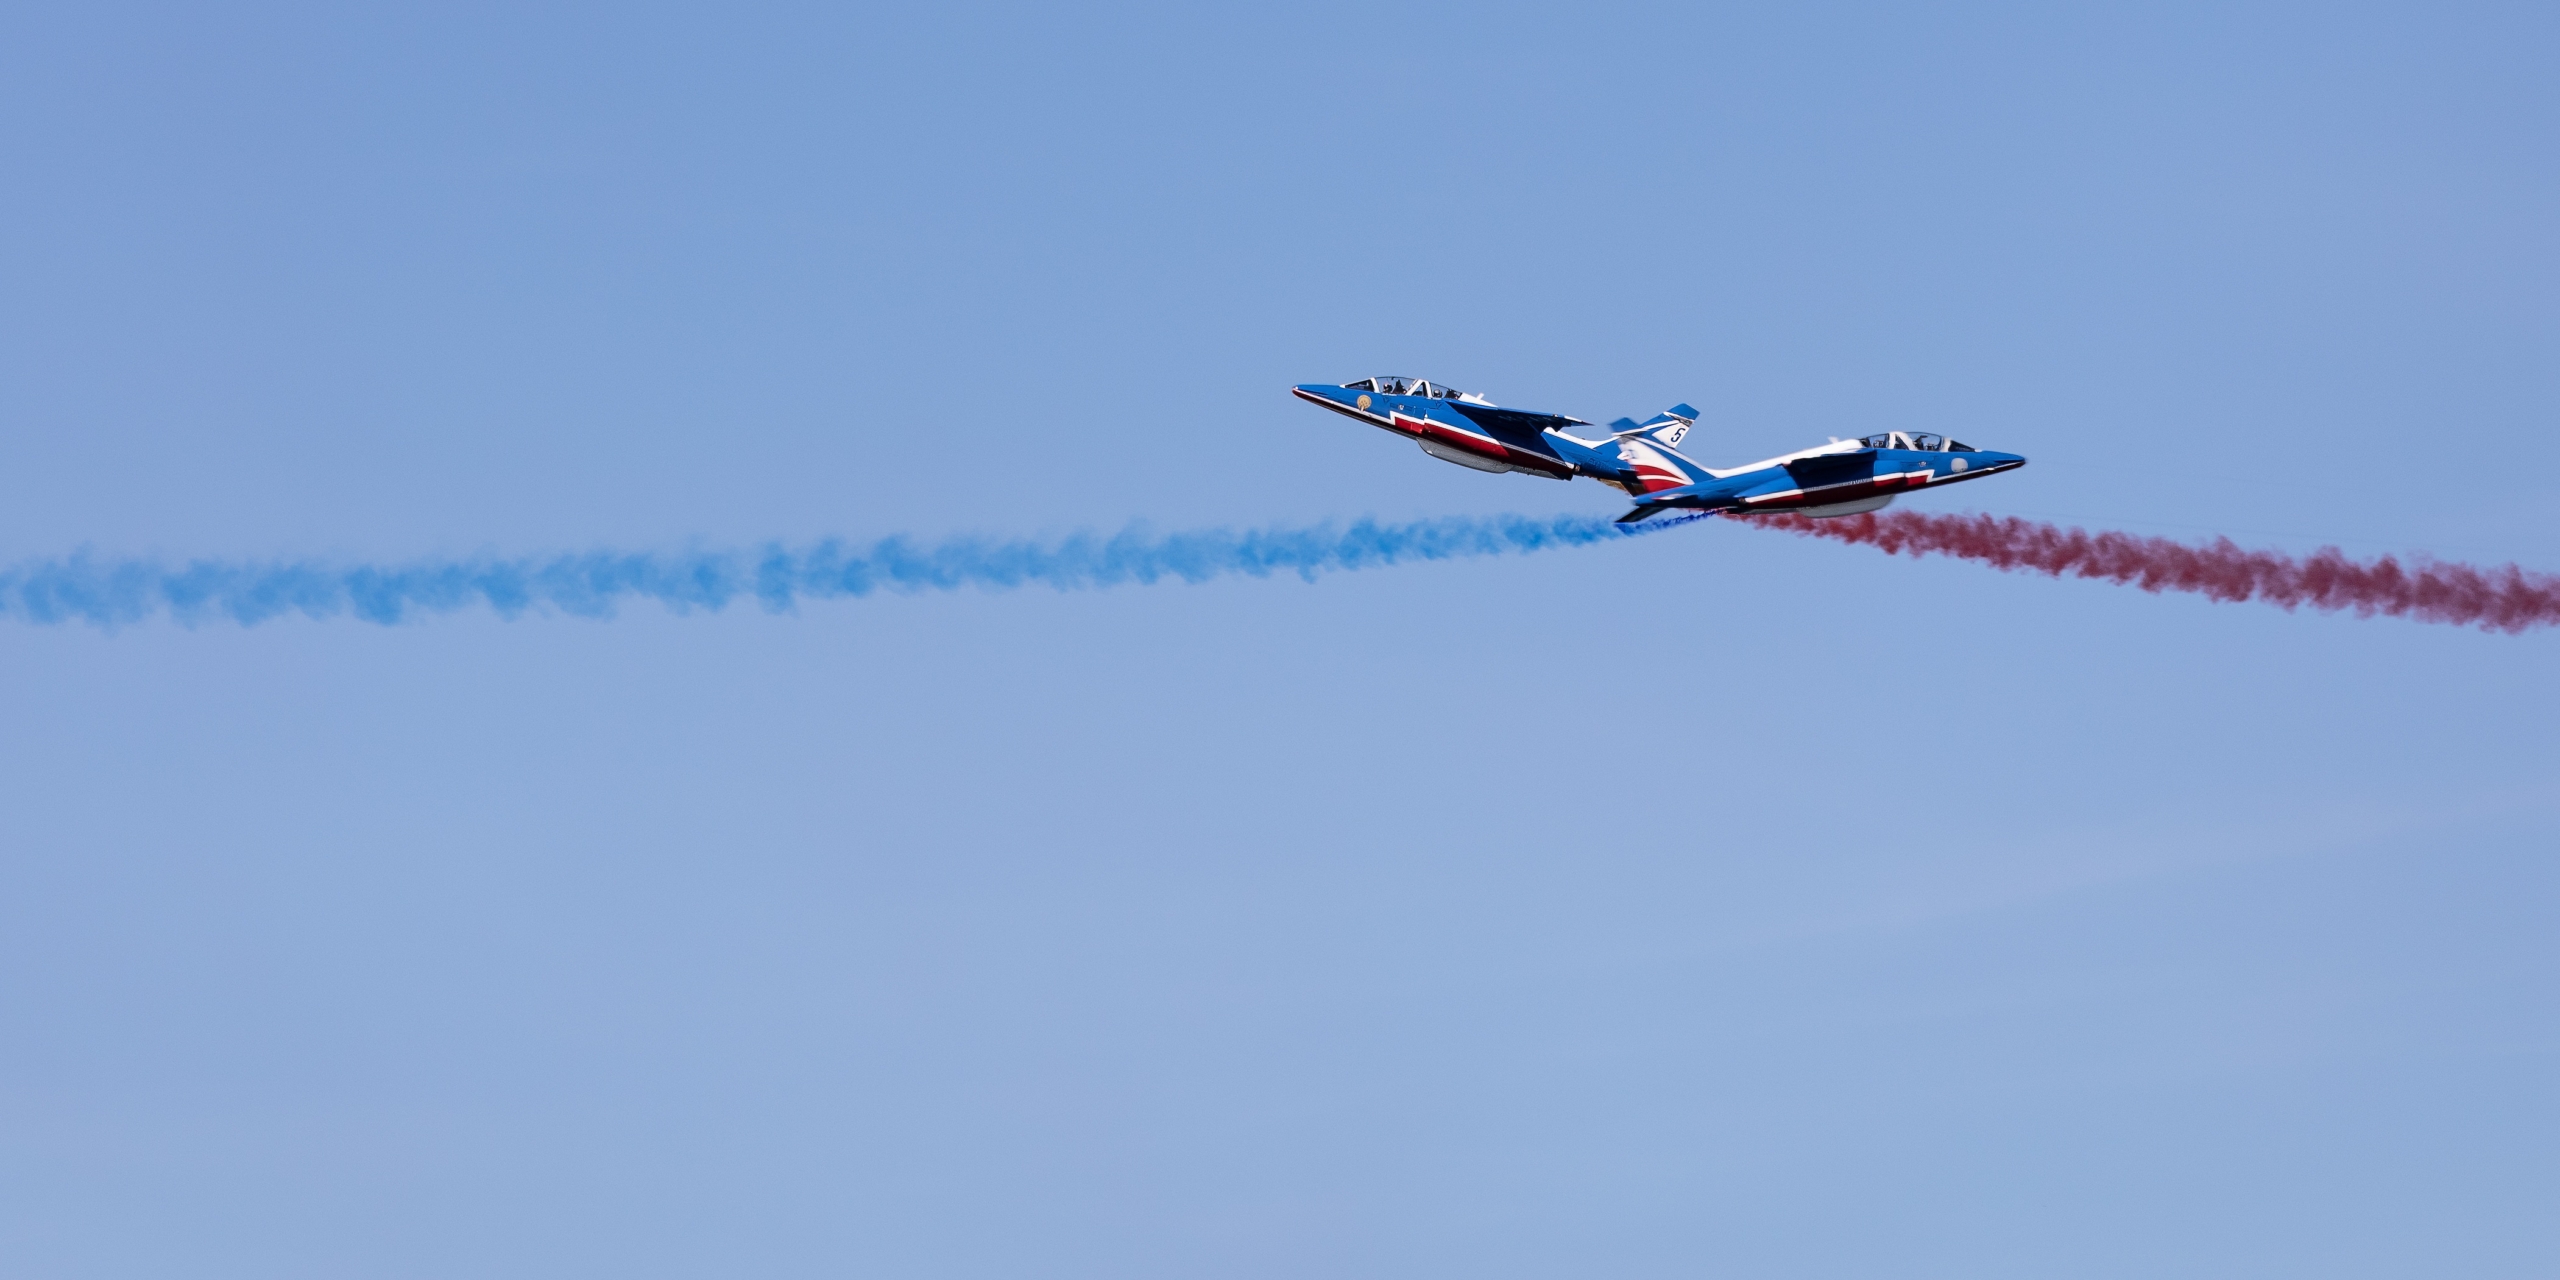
left=1748, top=510, right=2560, bottom=633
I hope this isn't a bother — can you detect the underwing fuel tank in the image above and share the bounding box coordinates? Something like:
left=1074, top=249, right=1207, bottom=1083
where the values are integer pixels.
left=1417, top=437, right=1519, bottom=474
left=1796, top=494, right=1895, bottom=518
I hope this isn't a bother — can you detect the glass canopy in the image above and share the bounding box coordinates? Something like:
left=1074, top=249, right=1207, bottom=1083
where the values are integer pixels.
left=1343, top=376, right=1473, bottom=400
left=1859, top=431, right=1976, bottom=452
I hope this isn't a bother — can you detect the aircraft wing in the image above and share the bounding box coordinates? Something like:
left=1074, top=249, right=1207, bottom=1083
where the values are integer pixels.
left=1446, top=403, right=1589, bottom=436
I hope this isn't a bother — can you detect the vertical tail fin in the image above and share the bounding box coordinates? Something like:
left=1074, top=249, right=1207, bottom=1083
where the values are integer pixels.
left=1608, top=403, right=1699, bottom=449
left=1607, top=404, right=1704, bottom=494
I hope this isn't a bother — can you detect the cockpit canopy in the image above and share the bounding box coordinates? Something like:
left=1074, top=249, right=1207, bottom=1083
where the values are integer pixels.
left=1342, top=375, right=1479, bottom=401
left=1860, top=431, right=1976, bottom=453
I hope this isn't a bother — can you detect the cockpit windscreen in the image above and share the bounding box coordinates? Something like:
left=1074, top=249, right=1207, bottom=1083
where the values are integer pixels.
left=1859, top=431, right=1975, bottom=452
left=1344, top=376, right=1473, bottom=400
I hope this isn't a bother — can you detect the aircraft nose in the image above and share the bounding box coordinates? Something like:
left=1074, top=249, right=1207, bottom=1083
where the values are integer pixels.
left=1938, top=450, right=2025, bottom=480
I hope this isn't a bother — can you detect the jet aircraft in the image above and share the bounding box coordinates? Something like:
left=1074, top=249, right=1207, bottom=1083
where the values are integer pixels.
left=1291, top=376, right=2025, bottom=523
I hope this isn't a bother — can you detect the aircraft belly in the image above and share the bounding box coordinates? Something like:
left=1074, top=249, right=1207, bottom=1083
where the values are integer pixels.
left=1417, top=438, right=1516, bottom=473
left=1396, top=413, right=1573, bottom=479
left=1796, top=493, right=1896, bottom=517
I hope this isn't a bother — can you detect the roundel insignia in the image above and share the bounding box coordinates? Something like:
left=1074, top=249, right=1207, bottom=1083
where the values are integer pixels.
left=1355, top=394, right=1371, bottom=410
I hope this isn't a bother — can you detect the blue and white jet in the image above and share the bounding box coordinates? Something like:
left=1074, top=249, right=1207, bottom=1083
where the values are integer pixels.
left=1292, top=376, right=2026, bottom=523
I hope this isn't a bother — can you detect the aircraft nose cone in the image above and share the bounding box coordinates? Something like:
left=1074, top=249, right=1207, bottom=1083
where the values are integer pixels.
left=1940, top=450, right=2024, bottom=480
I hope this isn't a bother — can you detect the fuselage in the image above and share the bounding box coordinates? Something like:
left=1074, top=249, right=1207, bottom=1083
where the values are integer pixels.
left=1290, top=378, right=2026, bottom=519
left=1616, top=434, right=2029, bottom=518
left=1289, top=379, right=1581, bottom=479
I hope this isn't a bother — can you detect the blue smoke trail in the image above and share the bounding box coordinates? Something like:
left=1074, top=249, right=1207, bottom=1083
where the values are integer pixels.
left=0, top=511, right=1711, bottom=629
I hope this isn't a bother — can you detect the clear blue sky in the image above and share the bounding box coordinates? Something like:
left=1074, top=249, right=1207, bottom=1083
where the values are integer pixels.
left=3, top=2, right=2556, bottom=1275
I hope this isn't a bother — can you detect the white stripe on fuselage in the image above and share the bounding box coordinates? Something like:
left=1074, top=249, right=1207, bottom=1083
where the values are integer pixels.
left=1389, top=410, right=1503, bottom=450
left=1699, top=437, right=1872, bottom=479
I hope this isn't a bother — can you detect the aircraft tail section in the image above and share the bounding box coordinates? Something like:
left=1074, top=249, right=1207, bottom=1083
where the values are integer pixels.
left=1589, top=404, right=1701, bottom=497
left=1611, top=438, right=1702, bottom=498
left=1608, top=404, right=1699, bottom=449
left=1531, top=399, right=1713, bottom=511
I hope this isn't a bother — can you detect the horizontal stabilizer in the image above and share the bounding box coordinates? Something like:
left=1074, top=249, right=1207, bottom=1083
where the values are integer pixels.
left=1615, top=483, right=1706, bottom=523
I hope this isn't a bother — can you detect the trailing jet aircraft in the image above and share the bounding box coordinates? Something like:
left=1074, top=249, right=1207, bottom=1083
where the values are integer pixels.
left=1291, top=376, right=2026, bottom=523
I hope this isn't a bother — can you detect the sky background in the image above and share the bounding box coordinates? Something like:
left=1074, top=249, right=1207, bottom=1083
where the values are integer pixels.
left=2, top=1, right=2556, bottom=1276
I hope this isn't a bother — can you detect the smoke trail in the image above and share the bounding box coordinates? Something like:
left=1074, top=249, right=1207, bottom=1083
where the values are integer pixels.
left=1750, top=510, right=2560, bottom=633
left=0, top=512, right=1703, bottom=629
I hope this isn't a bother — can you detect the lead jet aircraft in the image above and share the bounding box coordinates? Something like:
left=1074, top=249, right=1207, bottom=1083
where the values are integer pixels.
left=1292, top=376, right=2026, bottom=523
